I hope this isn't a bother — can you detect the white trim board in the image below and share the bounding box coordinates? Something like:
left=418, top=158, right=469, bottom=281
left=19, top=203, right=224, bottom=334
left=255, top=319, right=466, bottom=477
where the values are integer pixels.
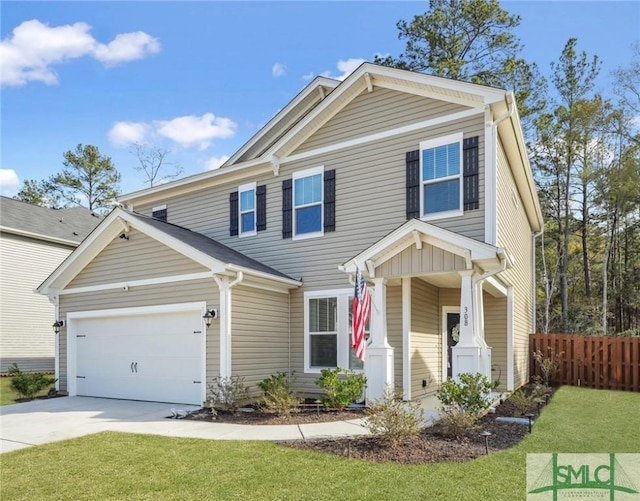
left=60, top=272, right=215, bottom=295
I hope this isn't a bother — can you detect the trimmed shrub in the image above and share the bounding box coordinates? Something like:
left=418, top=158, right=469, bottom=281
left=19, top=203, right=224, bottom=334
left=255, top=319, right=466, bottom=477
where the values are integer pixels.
left=8, top=363, right=56, bottom=400
left=257, top=372, right=300, bottom=415
left=437, top=373, right=499, bottom=417
left=316, top=368, right=366, bottom=410
left=206, top=376, right=250, bottom=414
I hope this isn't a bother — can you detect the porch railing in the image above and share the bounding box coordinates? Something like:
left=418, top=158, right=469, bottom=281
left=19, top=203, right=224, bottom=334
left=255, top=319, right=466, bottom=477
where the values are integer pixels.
left=529, top=333, right=640, bottom=392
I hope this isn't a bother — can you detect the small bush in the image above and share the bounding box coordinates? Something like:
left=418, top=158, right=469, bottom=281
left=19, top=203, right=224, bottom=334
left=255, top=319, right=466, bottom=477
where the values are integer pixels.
left=436, top=407, right=478, bottom=439
left=437, top=373, right=499, bottom=417
left=206, top=375, right=250, bottom=414
left=8, top=363, right=56, bottom=400
left=508, top=389, right=535, bottom=416
left=316, top=368, right=366, bottom=410
left=257, top=372, right=300, bottom=415
left=365, top=388, right=424, bottom=444
left=532, top=348, right=563, bottom=386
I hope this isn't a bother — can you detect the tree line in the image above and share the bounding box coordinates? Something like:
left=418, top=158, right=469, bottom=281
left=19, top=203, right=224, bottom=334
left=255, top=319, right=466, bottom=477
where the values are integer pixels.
left=15, top=0, right=639, bottom=334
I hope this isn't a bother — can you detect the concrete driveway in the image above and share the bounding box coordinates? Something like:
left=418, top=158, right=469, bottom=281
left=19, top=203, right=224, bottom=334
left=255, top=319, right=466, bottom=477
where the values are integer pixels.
left=0, top=396, right=368, bottom=454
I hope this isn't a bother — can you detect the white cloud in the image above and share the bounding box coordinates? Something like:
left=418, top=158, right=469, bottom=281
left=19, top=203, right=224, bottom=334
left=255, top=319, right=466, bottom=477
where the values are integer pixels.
left=0, top=19, right=160, bottom=87
left=272, top=63, right=286, bottom=77
left=302, top=72, right=315, bottom=81
left=156, top=113, right=237, bottom=150
left=108, top=113, right=237, bottom=150
left=93, top=31, right=160, bottom=67
left=108, top=121, right=150, bottom=146
left=205, top=155, right=230, bottom=170
left=0, top=169, right=20, bottom=196
left=319, top=58, right=365, bottom=81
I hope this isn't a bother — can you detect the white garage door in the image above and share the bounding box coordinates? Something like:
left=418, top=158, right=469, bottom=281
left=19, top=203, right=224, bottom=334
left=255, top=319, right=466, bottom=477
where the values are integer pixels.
left=73, top=307, right=203, bottom=405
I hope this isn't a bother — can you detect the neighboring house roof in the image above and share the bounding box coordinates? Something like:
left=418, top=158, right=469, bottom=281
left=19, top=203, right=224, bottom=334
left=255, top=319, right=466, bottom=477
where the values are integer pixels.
left=0, top=196, right=101, bottom=246
left=38, top=208, right=300, bottom=294
left=116, top=63, right=542, bottom=233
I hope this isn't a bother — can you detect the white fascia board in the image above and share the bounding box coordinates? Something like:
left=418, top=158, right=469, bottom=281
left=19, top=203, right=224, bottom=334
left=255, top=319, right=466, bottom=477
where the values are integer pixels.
left=60, top=271, right=215, bottom=295
left=117, top=160, right=272, bottom=206
left=0, top=226, right=80, bottom=247
left=225, top=264, right=302, bottom=289
left=225, top=77, right=339, bottom=166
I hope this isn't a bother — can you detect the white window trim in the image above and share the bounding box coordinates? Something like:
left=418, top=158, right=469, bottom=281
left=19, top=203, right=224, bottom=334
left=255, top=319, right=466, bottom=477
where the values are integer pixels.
left=238, top=182, right=257, bottom=237
left=303, top=288, right=368, bottom=374
left=419, top=132, right=464, bottom=221
left=292, top=165, right=324, bottom=241
left=152, top=204, right=167, bottom=219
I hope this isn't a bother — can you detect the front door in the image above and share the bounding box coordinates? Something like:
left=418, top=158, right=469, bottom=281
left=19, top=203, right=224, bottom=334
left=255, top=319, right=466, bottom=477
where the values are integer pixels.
left=446, top=312, right=461, bottom=379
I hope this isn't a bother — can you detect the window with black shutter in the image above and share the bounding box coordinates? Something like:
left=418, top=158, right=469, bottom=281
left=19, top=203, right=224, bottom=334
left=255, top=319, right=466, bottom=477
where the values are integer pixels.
left=256, top=185, right=267, bottom=232
left=284, top=167, right=335, bottom=239
left=229, top=191, right=239, bottom=236
left=406, top=133, right=479, bottom=220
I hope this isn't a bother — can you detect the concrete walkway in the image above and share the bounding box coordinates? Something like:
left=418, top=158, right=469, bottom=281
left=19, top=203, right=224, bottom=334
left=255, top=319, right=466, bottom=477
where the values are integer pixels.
left=0, top=396, right=369, bottom=454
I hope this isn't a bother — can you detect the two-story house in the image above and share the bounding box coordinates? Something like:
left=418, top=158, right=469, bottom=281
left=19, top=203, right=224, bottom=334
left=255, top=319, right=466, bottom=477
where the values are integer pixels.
left=38, top=63, right=542, bottom=406
left=1, top=197, right=100, bottom=374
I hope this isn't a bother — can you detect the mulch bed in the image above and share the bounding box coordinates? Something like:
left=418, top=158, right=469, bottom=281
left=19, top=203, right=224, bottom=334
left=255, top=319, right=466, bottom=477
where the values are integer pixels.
left=186, top=384, right=557, bottom=464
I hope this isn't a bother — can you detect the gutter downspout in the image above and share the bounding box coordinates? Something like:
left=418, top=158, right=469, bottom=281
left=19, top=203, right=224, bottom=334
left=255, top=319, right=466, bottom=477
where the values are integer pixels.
left=532, top=229, right=544, bottom=333
left=214, top=271, right=244, bottom=378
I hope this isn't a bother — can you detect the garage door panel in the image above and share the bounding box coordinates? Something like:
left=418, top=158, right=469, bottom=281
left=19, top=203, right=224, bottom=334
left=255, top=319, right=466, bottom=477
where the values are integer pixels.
left=73, top=306, right=204, bottom=405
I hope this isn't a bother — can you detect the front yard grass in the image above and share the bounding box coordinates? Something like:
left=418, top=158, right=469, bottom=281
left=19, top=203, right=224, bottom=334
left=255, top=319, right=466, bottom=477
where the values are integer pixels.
left=0, top=377, right=19, bottom=406
left=1, top=386, right=639, bottom=500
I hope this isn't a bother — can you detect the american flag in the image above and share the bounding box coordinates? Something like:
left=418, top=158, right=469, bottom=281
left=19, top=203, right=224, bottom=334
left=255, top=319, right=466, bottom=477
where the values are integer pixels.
left=352, top=267, right=371, bottom=362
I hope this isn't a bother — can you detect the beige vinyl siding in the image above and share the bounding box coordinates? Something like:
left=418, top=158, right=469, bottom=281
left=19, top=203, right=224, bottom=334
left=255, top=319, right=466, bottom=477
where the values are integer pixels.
left=496, top=138, right=534, bottom=389
left=377, top=244, right=467, bottom=278
left=410, top=278, right=440, bottom=397
left=135, top=123, right=486, bottom=293
left=67, top=229, right=208, bottom=289
left=484, top=293, right=508, bottom=391
left=231, top=285, right=290, bottom=397
left=386, top=285, right=403, bottom=393
left=1, top=233, right=73, bottom=373
left=57, top=280, right=219, bottom=393
left=295, top=88, right=472, bottom=154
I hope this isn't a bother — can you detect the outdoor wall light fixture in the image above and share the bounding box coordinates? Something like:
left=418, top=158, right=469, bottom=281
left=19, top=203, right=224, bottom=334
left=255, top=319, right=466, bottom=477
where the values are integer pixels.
left=203, top=309, right=218, bottom=328
left=52, top=320, right=64, bottom=334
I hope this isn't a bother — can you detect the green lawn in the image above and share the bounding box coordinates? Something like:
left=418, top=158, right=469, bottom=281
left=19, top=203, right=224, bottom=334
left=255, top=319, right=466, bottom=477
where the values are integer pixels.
left=1, top=386, right=639, bottom=500
left=0, top=377, right=19, bottom=406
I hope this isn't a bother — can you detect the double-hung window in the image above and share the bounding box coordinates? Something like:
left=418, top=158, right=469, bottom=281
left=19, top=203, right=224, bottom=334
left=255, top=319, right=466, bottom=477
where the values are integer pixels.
left=238, top=182, right=256, bottom=237
left=420, top=132, right=463, bottom=219
left=304, top=289, right=370, bottom=372
left=293, top=166, right=323, bottom=239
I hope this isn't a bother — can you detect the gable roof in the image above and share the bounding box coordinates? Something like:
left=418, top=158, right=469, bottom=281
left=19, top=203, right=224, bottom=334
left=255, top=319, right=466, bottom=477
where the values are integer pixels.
left=117, top=63, right=542, bottom=232
left=38, top=208, right=300, bottom=295
left=0, top=196, right=101, bottom=246
left=340, top=218, right=510, bottom=275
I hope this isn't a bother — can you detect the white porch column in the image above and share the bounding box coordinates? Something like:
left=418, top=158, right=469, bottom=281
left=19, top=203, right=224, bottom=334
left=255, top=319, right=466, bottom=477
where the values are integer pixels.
left=365, top=277, right=394, bottom=402
left=452, top=270, right=484, bottom=380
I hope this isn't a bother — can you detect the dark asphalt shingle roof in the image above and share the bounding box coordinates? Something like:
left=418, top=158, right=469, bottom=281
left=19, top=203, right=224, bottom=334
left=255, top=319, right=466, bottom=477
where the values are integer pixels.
left=0, top=196, right=101, bottom=244
left=126, top=210, right=297, bottom=282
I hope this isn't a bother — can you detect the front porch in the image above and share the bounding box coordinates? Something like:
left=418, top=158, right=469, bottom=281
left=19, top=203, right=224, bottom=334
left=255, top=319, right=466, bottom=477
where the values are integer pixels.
left=340, top=219, right=513, bottom=403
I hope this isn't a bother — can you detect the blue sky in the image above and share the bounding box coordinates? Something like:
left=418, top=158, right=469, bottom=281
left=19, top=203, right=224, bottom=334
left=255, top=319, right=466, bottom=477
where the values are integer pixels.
left=1, top=1, right=639, bottom=198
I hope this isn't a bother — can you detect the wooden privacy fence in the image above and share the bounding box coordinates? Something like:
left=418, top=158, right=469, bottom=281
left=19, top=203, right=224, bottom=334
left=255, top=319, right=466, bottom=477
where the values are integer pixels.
left=529, top=334, right=640, bottom=391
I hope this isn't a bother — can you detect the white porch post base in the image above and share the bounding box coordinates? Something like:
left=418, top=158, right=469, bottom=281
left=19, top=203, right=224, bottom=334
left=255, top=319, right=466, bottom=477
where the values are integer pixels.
left=365, top=346, right=394, bottom=402
left=452, top=345, right=492, bottom=382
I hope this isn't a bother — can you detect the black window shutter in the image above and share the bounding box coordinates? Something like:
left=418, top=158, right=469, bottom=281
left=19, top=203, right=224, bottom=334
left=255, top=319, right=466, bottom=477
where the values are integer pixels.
left=282, top=179, right=292, bottom=239
left=256, top=185, right=267, bottom=232
left=323, top=169, right=336, bottom=232
left=406, top=150, right=420, bottom=219
left=463, top=136, right=479, bottom=211
left=229, top=191, right=239, bottom=236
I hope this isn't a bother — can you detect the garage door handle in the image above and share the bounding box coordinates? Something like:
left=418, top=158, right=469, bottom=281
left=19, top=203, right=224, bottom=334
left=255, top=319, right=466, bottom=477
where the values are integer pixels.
left=193, top=381, right=201, bottom=384
left=130, top=362, right=134, bottom=373
left=134, top=362, right=138, bottom=373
